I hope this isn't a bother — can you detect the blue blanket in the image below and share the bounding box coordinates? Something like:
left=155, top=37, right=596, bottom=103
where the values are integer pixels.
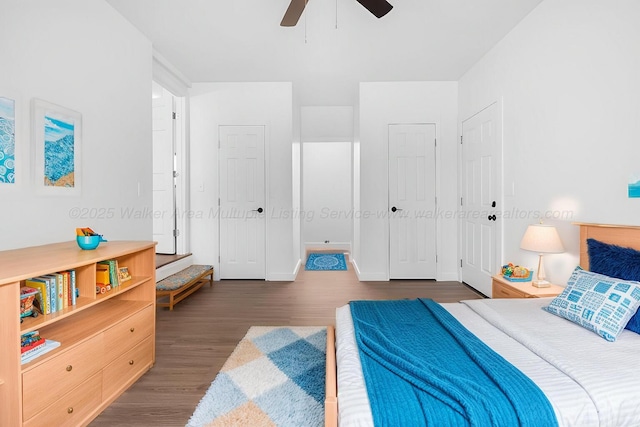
left=350, top=299, right=557, bottom=427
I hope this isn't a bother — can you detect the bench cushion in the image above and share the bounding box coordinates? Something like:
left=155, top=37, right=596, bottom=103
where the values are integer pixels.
left=156, top=264, right=213, bottom=291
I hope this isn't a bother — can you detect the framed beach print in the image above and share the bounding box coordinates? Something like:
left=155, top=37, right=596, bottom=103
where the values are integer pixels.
left=32, top=98, right=82, bottom=195
left=0, top=96, right=16, bottom=185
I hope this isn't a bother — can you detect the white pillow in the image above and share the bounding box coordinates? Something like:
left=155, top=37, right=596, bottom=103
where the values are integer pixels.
left=544, top=267, right=640, bottom=342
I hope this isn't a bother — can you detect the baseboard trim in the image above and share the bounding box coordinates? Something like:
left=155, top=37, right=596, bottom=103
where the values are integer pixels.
left=305, top=242, right=351, bottom=253
left=356, top=273, right=389, bottom=281
left=353, top=262, right=388, bottom=281
left=267, top=271, right=297, bottom=281
left=266, top=259, right=301, bottom=281
left=352, top=259, right=362, bottom=280
left=292, top=258, right=302, bottom=279
left=437, top=272, right=459, bottom=281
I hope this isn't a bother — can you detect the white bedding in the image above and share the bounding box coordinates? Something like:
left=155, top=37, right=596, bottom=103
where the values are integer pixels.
left=335, top=298, right=640, bottom=427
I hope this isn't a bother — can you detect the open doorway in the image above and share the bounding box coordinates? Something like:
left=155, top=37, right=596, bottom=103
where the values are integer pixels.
left=300, top=106, right=354, bottom=259
left=152, top=81, right=188, bottom=256
left=302, top=141, right=352, bottom=252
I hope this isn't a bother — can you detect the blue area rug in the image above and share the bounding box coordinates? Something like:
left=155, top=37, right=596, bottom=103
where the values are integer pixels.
left=305, top=253, right=347, bottom=271
left=187, top=326, right=326, bottom=427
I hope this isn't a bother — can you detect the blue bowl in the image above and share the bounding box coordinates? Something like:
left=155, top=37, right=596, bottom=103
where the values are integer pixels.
left=77, top=235, right=101, bottom=250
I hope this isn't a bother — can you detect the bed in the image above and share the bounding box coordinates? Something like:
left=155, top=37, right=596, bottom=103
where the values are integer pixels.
left=325, top=223, right=640, bottom=426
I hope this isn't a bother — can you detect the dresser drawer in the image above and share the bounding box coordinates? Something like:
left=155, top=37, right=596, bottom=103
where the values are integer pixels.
left=23, top=371, right=102, bottom=427
left=22, top=335, right=104, bottom=421
left=103, top=336, right=153, bottom=400
left=103, top=304, right=154, bottom=363
left=492, top=281, right=526, bottom=298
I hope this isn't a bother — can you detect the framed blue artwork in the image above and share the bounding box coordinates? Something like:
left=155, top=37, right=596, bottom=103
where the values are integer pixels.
left=32, top=99, right=82, bottom=195
left=629, top=178, right=640, bottom=199
left=0, top=96, right=16, bottom=184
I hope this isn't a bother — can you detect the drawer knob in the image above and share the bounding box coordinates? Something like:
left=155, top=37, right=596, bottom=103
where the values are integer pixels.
left=130, top=327, right=135, bottom=332
left=67, top=407, right=74, bottom=414
left=66, top=365, right=73, bottom=372
left=129, top=360, right=134, bottom=365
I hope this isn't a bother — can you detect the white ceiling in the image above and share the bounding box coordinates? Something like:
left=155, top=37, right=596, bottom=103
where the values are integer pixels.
left=106, top=0, right=543, bottom=85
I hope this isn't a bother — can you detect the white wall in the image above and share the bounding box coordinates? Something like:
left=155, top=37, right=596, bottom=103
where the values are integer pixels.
left=358, top=82, right=459, bottom=280
left=459, top=0, right=640, bottom=285
left=189, top=82, right=295, bottom=280
left=0, top=0, right=153, bottom=250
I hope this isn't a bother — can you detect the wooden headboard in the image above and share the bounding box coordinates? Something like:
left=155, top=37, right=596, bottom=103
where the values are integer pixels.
left=577, top=222, right=640, bottom=270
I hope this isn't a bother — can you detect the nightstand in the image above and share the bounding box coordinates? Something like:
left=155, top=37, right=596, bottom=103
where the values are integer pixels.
left=491, top=274, right=564, bottom=299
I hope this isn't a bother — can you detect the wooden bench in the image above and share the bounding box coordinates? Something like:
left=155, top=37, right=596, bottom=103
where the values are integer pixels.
left=156, top=264, right=214, bottom=310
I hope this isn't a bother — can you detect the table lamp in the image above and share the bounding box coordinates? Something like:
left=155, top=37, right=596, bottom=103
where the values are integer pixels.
left=520, top=223, right=564, bottom=287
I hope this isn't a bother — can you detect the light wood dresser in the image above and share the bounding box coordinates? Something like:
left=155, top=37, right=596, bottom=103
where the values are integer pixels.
left=492, top=274, right=564, bottom=299
left=0, top=240, right=156, bottom=427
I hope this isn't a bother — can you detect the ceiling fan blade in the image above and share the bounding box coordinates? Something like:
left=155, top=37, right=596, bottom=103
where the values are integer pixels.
left=356, top=0, right=393, bottom=18
left=280, top=0, right=308, bottom=27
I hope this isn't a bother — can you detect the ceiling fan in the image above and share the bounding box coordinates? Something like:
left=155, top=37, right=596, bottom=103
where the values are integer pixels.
left=280, top=0, right=393, bottom=27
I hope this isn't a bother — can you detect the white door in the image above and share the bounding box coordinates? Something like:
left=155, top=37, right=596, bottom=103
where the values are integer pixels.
left=461, top=103, right=501, bottom=296
left=389, top=124, right=436, bottom=279
left=152, top=86, right=176, bottom=254
left=219, top=125, right=266, bottom=279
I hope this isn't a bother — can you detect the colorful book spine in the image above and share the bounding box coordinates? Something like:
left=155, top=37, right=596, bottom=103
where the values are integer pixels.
left=114, top=260, right=120, bottom=287
left=43, top=277, right=53, bottom=314
left=21, top=337, right=46, bottom=354
left=56, top=273, right=64, bottom=310
left=36, top=275, right=55, bottom=313
left=25, top=279, right=49, bottom=315
left=99, top=260, right=120, bottom=288
left=20, top=339, right=61, bottom=364
left=61, top=271, right=69, bottom=309
left=26, top=269, right=77, bottom=316
left=70, top=270, right=76, bottom=305
left=47, top=275, right=57, bottom=313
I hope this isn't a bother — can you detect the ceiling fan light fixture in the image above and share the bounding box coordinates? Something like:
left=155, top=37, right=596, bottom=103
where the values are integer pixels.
left=280, top=0, right=392, bottom=27
left=280, top=0, right=308, bottom=27
left=356, top=0, right=393, bottom=18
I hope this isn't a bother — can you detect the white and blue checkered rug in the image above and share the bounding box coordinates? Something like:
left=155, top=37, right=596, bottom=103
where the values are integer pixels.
left=305, top=253, right=348, bottom=271
left=186, top=326, right=327, bottom=427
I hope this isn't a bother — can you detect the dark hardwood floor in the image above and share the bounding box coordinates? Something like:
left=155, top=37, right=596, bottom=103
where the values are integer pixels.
left=90, top=260, right=483, bottom=426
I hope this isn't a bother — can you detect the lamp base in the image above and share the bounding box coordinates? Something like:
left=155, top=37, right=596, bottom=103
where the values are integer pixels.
left=532, top=279, right=551, bottom=288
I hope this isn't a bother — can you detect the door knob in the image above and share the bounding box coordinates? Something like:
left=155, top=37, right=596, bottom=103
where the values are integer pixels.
left=487, top=214, right=496, bottom=221
left=391, top=206, right=402, bottom=212
left=252, top=207, right=264, bottom=213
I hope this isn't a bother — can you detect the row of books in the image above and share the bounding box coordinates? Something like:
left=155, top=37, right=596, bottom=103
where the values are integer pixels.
left=20, top=330, right=60, bottom=364
left=96, top=260, right=131, bottom=294
left=25, top=270, right=77, bottom=315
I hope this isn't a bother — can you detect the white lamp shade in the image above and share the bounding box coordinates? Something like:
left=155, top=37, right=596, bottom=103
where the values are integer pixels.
left=520, top=224, right=565, bottom=254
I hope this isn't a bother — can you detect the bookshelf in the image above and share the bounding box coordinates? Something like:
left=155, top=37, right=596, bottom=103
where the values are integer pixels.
left=0, top=240, right=156, bottom=427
